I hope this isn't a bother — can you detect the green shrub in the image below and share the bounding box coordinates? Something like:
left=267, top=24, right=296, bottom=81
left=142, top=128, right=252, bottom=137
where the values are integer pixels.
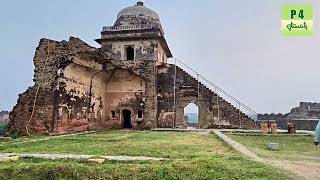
left=9, top=131, right=22, bottom=139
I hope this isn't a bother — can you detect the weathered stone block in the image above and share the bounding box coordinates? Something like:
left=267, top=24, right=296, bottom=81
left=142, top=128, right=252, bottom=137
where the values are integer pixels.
left=88, top=158, right=105, bottom=164
left=267, top=143, right=280, bottom=151
left=0, top=156, right=20, bottom=162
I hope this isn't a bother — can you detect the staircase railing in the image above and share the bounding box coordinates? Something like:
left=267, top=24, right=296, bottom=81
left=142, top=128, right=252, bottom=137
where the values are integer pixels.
left=172, top=58, right=258, bottom=122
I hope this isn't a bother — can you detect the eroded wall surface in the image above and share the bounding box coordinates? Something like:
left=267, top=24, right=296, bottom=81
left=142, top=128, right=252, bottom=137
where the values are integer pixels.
left=54, top=64, right=147, bottom=133
left=10, top=37, right=156, bottom=134
left=10, top=37, right=103, bottom=134
left=105, top=70, right=145, bottom=127
left=55, top=63, right=107, bottom=133
left=102, top=40, right=158, bottom=61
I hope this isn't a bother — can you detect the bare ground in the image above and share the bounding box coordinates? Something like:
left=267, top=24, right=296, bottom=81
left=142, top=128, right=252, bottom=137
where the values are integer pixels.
left=265, top=159, right=320, bottom=180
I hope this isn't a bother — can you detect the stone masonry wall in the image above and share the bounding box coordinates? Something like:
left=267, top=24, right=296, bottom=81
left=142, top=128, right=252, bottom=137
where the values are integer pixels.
left=258, top=115, right=318, bottom=131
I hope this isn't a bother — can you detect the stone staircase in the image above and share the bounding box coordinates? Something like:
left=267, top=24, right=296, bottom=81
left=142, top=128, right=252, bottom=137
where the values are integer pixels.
left=173, top=64, right=258, bottom=129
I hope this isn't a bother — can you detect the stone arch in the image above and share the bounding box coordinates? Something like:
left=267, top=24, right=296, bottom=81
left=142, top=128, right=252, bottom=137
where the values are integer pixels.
left=176, top=95, right=207, bottom=128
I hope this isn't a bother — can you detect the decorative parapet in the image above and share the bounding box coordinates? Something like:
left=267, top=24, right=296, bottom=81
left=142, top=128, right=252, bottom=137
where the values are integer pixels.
left=102, top=24, right=164, bottom=34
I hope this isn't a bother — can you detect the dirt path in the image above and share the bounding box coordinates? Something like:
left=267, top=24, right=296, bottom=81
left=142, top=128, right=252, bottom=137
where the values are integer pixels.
left=265, top=159, right=320, bottom=180
left=211, top=130, right=260, bottom=159
left=212, top=130, right=319, bottom=179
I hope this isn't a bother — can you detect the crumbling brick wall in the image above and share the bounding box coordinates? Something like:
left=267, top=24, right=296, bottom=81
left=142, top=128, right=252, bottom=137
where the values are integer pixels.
left=9, top=37, right=108, bottom=134
left=10, top=37, right=158, bottom=134
left=142, top=60, right=157, bottom=129
left=9, top=38, right=80, bottom=134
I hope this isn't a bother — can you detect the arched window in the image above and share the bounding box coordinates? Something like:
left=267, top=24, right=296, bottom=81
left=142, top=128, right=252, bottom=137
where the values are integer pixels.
left=126, top=46, right=134, bottom=60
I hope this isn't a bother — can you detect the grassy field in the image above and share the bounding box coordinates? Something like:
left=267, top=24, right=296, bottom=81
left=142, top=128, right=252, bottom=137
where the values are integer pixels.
left=227, top=134, right=320, bottom=161
left=0, top=130, right=232, bottom=158
left=0, top=130, right=293, bottom=179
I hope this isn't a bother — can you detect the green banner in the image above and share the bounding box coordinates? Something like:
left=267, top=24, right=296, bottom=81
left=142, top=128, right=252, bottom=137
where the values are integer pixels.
left=281, top=4, right=313, bottom=36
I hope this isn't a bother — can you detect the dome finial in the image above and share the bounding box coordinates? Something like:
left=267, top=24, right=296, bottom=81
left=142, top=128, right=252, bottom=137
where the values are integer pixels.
left=136, top=1, right=144, bottom=6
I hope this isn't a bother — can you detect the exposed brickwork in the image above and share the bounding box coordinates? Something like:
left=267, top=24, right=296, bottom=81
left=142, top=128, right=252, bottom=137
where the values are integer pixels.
left=9, top=37, right=160, bottom=134
left=9, top=87, right=52, bottom=134
left=142, top=61, right=157, bottom=129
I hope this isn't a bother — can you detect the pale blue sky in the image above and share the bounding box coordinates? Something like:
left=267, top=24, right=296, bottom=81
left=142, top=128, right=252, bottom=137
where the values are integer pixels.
left=1, top=0, right=319, bottom=114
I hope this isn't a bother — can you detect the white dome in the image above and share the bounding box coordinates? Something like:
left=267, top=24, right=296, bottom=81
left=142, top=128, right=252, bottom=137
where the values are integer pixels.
left=116, top=2, right=160, bottom=21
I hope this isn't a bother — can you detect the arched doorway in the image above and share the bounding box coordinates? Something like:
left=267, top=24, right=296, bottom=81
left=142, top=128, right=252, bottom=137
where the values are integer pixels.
left=122, top=109, right=132, bottom=128
left=184, top=103, right=199, bottom=128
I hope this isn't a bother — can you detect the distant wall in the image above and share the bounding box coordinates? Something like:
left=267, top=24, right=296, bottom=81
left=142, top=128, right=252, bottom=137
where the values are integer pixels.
left=259, top=102, right=320, bottom=131
left=258, top=113, right=319, bottom=131
left=0, top=112, right=9, bottom=124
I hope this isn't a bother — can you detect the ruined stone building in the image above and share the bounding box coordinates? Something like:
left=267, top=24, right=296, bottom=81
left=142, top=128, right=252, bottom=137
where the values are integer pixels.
left=0, top=111, right=9, bottom=125
left=258, top=102, right=320, bottom=130
left=9, top=2, right=258, bottom=134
